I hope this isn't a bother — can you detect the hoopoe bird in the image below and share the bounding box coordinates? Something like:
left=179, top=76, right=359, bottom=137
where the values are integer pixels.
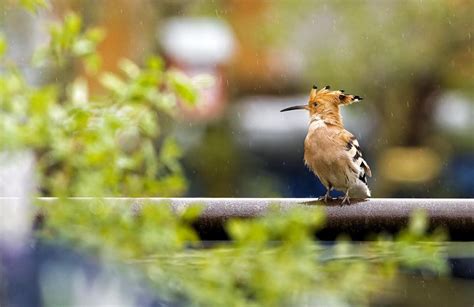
left=281, top=85, right=371, bottom=205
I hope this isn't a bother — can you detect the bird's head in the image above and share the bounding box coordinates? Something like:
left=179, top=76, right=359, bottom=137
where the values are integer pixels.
left=280, top=85, right=363, bottom=118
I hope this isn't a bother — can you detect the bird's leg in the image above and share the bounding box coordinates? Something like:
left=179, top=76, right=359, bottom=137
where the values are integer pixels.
left=323, top=187, right=332, bottom=203
left=341, top=189, right=351, bottom=205
left=319, top=185, right=332, bottom=203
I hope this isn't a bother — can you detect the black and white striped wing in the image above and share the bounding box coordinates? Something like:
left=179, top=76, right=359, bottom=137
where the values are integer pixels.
left=346, top=136, right=372, bottom=184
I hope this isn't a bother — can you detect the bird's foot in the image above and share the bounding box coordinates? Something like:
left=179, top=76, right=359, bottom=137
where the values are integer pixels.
left=318, top=193, right=333, bottom=203
left=341, top=194, right=351, bottom=206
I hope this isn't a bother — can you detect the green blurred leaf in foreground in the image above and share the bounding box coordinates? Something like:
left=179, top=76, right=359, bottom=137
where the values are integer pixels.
left=38, top=200, right=447, bottom=306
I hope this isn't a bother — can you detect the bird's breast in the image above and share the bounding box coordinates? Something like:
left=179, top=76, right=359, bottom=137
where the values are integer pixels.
left=303, top=123, right=350, bottom=187
left=304, top=124, right=335, bottom=168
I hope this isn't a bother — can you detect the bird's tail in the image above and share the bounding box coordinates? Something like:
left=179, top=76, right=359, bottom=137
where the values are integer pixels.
left=349, top=182, right=371, bottom=199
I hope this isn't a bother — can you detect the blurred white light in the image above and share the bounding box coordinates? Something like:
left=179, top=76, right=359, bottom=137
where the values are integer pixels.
left=434, top=92, right=473, bottom=132
left=160, top=18, right=235, bottom=66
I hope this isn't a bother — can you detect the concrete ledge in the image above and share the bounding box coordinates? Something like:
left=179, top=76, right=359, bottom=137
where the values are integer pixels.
left=25, top=197, right=474, bottom=241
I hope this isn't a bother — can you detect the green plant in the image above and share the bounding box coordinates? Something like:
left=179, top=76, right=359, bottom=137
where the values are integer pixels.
left=38, top=201, right=447, bottom=306
left=0, top=10, right=196, bottom=196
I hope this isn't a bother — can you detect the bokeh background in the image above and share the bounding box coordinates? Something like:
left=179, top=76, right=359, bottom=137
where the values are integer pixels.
left=2, top=0, right=473, bottom=198
left=1, top=2, right=474, bottom=306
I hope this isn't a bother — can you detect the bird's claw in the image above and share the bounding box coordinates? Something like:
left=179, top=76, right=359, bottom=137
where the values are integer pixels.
left=323, top=194, right=329, bottom=203
left=341, top=195, right=351, bottom=206
left=318, top=193, right=333, bottom=203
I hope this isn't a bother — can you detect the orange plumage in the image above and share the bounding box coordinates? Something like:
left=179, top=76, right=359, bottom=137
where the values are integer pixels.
left=281, top=85, right=371, bottom=204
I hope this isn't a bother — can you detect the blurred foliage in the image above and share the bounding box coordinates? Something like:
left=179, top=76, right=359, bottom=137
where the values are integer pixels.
left=18, top=0, right=49, bottom=13
left=0, top=10, right=197, bottom=196
left=0, top=34, right=6, bottom=58
left=39, top=201, right=447, bottom=306
left=33, top=12, right=104, bottom=72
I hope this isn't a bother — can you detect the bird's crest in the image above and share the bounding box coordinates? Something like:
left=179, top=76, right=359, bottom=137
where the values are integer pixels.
left=281, top=84, right=364, bottom=127
left=309, top=84, right=363, bottom=107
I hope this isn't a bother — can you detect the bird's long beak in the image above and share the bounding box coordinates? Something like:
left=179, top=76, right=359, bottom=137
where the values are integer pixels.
left=280, top=105, right=308, bottom=112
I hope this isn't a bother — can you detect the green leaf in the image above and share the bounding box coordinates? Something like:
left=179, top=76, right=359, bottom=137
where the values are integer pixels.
left=146, top=56, right=164, bottom=71
left=119, top=58, right=141, bottom=79
left=408, top=209, right=428, bottom=237
left=179, top=204, right=203, bottom=222
left=167, top=70, right=198, bottom=105
left=63, top=12, right=82, bottom=37
left=0, top=34, right=7, bottom=59
left=84, top=53, right=102, bottom=74
left=100, top=72, right=126, bottom=94
left=84, top=28, right=106, bottom=43
left=19, top=0, right=49, bottom=13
